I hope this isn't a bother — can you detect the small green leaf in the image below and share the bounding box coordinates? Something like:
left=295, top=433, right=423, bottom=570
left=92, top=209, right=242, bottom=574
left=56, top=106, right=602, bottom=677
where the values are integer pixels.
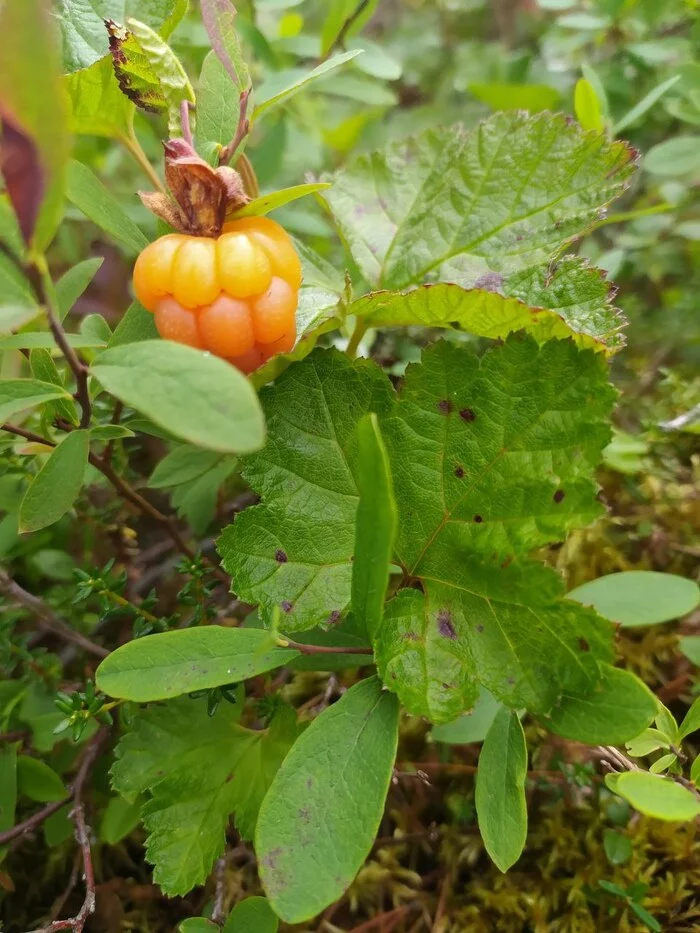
left=91, top=341, right=265, bottom=454
left=0, top=0, right=70, bottom=251
left=256, top=677, right=399, bottom=923
left=603, top=829, right=632, bottom=866
left=149, top=446, right=225, bottom=489
left=645, top=137, right=700, bottom=176
left=66, top=160, right=149, bottom=254
left=179, top=920, right=220, bottom=933
left=541, top=664, right=658, bottom=745
left=574, top=78, right=604, bottom=131
left=690, top=755, right=700, bottom=787
left=108, top=301, right=158, bottom=347
left=17, top=756, right=67, bottom=803
left=625, top=728, right=671, bottom=758
left=680, top=635, right=700, bottom=666
left=89, top=425, right=135, bottom=442
left=469, top=82, right=560, bottom=112
left=611, top=771, right=700, bottom=822
left=19, top=430, right=90, bottom=533
left=30, top=349, right=78, bottom=426
left=655, top=704, right=680, bottom=744
left=229, top=184, right=332, bottom=219
left=475, top=708, right=528, bottom=872
left=567, top=571, right=700, bottom=628
left=253, top=50, right=363, bottom=121
left=0, top=747, right=17, bottom=857
left=432, top=689, right=503, bottom=745
left=65, top=57, right=134, bottom=139
left=99, top=795, right=143, bottom=844
left=649, top=753, right=677, bottom=774
left=613, top=75, right=681, bottom=134
left=96, top=627, right=296, bottom=701
left=55, top=257, right=105, bottom=321
left=0, top=379, right=73, bottom=424
left=679, top=696, right=700, bottom=740
left=629, top=902, right=661, bottom=933
left=107, top=19, right=195, bottom=135
left=352, top=414, right=396, bottom=639
left=223, top=897, right=279, bottom=933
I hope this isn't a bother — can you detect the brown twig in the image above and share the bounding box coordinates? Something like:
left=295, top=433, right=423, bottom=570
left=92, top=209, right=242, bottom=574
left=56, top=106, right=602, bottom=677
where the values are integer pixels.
left=26, top=728, right=109, bottom=933
left=211, top=855, right=227, bottom=925
left=321, top=0, right=371, bottom=61
left=0, top=729, right=30, bottom=743
left=0, top=566, right=108, bottom=658
left=219, top=86, right=251, bottom=166
left=0, top=796, right=71, bottom=847
left=280, top=637, right=373, bottom=656
left=1, top=424, right=230, bottom=586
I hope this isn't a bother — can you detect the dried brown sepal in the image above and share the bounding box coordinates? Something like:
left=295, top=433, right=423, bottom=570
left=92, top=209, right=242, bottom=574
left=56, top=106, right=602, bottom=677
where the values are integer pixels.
left=139, top=138, right=250, bottom=237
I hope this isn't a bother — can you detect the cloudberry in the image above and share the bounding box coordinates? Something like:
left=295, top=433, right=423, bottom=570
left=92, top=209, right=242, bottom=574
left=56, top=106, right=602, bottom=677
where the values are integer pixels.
left=133, top=216, right=301, bottom=373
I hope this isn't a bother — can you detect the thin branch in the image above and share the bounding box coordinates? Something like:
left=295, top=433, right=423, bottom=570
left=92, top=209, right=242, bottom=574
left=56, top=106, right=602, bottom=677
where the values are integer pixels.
left=279, top=637, right=373, bottom=656
left=321, top=0, right=371, bottom=61
left=0, top=566, right=108, bottom=658
left=0, top=729, right=30, bottom=743
left=1, top=424, right=230, bottom=587
left=0, top=796, right=71, bottom=847
left=211, top=855, right=227, bottom=924
left=26, top=728, right=109, bottom=933
left=219, top=86, right=251, bottom=166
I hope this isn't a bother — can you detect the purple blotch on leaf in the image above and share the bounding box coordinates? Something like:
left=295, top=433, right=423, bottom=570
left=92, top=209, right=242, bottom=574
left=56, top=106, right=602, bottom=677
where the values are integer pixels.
left=437, top=609, right=457, bottom=640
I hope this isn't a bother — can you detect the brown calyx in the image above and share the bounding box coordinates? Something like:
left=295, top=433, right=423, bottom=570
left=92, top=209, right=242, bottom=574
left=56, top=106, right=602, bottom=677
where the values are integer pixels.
left=139, top=138, right=250, bottom=238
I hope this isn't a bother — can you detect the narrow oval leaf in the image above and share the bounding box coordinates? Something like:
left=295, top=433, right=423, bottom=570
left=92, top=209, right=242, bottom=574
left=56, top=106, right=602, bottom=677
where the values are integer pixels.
left=91, top=341, right=265, bottom=454
left=352, top=414, right=397, bottom=639
left=99, top=794, right=143, bottom=844
left=66, top=160, right=149, bottom=253
left=19, top=430, right=89, bottom=533
left=17, top=756, right=67, bottom=803
left=0, top=379, right=73, bottom=423
left=475, top=707, right=528, bottom=872
left=613, top=75, right=681, bottom=134
left=679, top=697, right=700, bottom=741
left=56, top=257, right=104, bottom=321
left=540, top=663, right=658, bottom=744
left=568, top=571, right=700, bottom=628
left=574, top=78, right=604, bottom=131
left=96, top=627, right=297, bottom=701
left=611, top=771, right=700, bottom=822
left=229, top=184, right=332, bottom=219
left=223, top=897, right=278, bottom=933
left=256, top=677, right=399, bottom=923
left=253, top=50, right=363, bottom=120
left=29, top=349, right=78, bottom=426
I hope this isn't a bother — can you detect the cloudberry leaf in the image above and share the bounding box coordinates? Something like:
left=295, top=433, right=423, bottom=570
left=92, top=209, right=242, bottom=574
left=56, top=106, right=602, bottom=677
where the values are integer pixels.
left=218, top=348, right=394, bottom=632
left=322, top=112, right=635, bottom=291
left=111, top=698, right=300, bottom=895
left=374, top=338, right=615, bottom=721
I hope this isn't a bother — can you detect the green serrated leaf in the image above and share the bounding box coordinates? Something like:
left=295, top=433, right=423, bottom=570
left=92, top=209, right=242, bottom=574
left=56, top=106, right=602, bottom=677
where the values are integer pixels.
left=65, top=57, right=134, bottom=139
left=0, top=379, right=73, bottom=423
left=540, top=664, right=658, bottom=745
left=322, top=111, right=635, bottom=291
left=111, top=699, right=300, bottom=894
left=256, top=677, right=399, bottom=923
left=56, top=0, right=188, bottom=73
left=91, top=340, right=265, bottom=454
left=475, top=708, right=528, bottom=872
left=218, top=349, right=394, bottom=632
left=351, top=414, right=396, bottom=640
left=66, top=161, right=149, bottom=254
left=19, top=430, right=90, bottom=533
left=96, top=627, right=297, bottom=701
left=254, top=50, right=363, bottom=121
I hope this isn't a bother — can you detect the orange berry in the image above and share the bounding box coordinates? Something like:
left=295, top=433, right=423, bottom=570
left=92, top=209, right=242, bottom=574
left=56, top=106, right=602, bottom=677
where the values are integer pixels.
left=171, top=238, right=219, bottom=309
left=217, top=233, right=272, bottom=299
left=251, top=277, right=297, bottom=344
left=228, top=346, right=266, bottom=374
left=199, top=295, right=255, bottom=358
left=154, top=298, right=203, bottom=349
left=260, top=330, right=296, bottom=363
left=133, top=234, right=185, bottom=311
left=223, top=216, right=302, bottom=289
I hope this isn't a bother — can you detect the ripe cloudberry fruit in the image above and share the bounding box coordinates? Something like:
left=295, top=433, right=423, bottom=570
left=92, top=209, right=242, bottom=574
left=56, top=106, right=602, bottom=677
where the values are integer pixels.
left=133, top=216, right=301, bottom=373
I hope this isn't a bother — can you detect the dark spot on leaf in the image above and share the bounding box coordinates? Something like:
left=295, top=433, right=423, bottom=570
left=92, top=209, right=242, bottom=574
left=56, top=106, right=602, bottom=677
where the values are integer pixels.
left=224, top=772, right=234, bottom=783
left=553, top=489, right=565, bottom=503
left=578, top=637, right=590, bottom=652
left=454, top=465, right=465, bottom=478
left=391, top=672, right=397, bottom=679
left=442, top=683, right=452, bottom=690
left=474, top=272, right=504, bottom=293
left=501, top=555, right=513, bottom=569
left=473, top=514, right=483, bottom=523
left=437, top=609, right=457, bottom=641
left=327, top=610, right=341, bottom=625
left=298, top=807, right=311, bottom=824
left=261, top=847, right=283, bottom=871
left=450, top=320, right=461, bottom=330
left=506, top=677, right=516, bottom=686
left=437, top=399, right=452, bottom=415
left=403, top=631, right=420, bottom=642
left=475, top=624, right=484, bottom=633
left=281, top=600, right=293, bottom=613
left=275, top=549, right=288, bottom=563
left=306, top=777, right=313, bottom=790
left=460, top=408, right=476, bottom=422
